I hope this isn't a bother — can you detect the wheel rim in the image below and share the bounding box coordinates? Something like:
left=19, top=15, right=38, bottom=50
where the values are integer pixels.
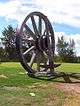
left=18, top=12, right=55, bottom=75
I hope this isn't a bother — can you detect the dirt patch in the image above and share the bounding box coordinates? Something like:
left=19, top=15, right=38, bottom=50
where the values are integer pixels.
left=38, top=82, right=80, bottom=106
left=0, top=74, right=8, bottom=78
left=3, top=86, right=22, bottom=91
left=63, top=96, right=80, bottom=106
left=55, top=83, right=80, bottom=94
left=1, top=82, right=80, bottom=106
left=53, top=82, right=80, bottom=106
left=19, top=72, right=25, bottom=75
left=43, top=93, right=61, bottom=106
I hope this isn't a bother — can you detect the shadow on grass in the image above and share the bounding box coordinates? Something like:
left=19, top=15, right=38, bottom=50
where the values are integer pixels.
left=28, top=72, right=80, bottom=84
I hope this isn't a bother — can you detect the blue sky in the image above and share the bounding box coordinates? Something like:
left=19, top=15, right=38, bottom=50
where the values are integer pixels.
left=54, top=23, right=80, bottom=35
left=0, top=0, right=80, bottom=55
left=0, top=17, right=17, bottom=35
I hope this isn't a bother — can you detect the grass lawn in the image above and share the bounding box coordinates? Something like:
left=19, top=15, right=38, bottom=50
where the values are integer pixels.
left=0, top=62, right=80, bottom=106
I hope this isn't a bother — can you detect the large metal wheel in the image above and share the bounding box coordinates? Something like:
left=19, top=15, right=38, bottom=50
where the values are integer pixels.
left=16, top=11, right=57, bottom=77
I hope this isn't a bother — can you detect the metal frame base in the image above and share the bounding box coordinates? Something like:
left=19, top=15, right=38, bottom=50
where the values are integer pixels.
left=27, top=71, right=80, bottom=83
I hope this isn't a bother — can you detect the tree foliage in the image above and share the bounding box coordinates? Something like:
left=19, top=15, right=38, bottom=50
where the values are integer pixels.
left=56, top=36, right=76, bottom=62
left=1, top=25, right=17, bottom=60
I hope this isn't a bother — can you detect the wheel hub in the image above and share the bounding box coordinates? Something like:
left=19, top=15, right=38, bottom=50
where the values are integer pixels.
left=35, top=35, right=48, bottom=51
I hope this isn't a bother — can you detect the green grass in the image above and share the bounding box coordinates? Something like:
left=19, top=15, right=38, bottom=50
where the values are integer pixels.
left=0, top=62, right=43, bottom=87
left=57, top=63, right=80, bottom=73
left=0, top=62, right=80, bottom=106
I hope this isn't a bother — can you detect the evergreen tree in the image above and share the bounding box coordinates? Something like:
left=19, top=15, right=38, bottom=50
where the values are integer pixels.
left=56, top=36, right=76, bottom=62
left=1, top=25, right=17, bottom=60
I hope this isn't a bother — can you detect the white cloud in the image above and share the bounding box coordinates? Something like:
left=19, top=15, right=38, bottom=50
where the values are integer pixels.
left=0, top=0, right=80, bottom=27
left=0, top=0, right=80, bottom=55
left=35, top=0, right=80, bottom=27
left=55, top=32, right=80, bottom=56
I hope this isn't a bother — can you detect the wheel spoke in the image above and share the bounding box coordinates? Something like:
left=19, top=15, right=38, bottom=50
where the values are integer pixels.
left=31, top=16, right=39, bottom=37
left=38, top=17, right=42, bottom=35
left=23, top=46, right=35, bottom=55
left=24, top=24, right=36, bottom=40
left=43, top=29, right=46, bottom=35
left=43, top=52, right=49, bottom=71
left=47, top=35, right=54, bottom=72
left=29, top=52, right=36, bottom=67
left=48, top=52, right=54, bottom=71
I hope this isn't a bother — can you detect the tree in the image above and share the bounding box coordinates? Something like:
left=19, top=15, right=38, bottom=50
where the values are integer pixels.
left=56, top=36, right=76, bottom=62
left=1, top=25, right=17, bottom=60
left=0, top=47, right=7, bottom=62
